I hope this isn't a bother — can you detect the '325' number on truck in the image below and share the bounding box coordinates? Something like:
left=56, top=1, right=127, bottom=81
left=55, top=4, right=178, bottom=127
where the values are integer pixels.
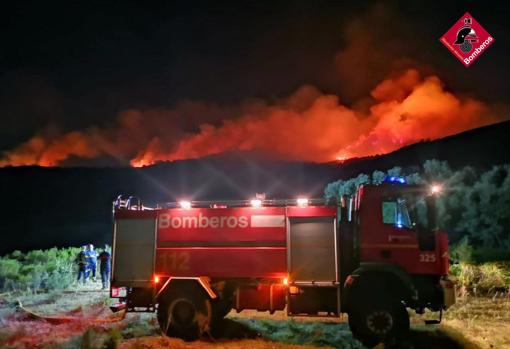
left=419, top=252, right=436, bottom=263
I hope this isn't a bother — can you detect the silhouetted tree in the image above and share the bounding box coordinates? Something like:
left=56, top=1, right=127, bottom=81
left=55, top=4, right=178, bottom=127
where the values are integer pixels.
left=325, top=160, right=510, bottom=253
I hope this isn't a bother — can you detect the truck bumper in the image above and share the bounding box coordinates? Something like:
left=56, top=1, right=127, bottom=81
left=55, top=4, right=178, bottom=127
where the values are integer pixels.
left=441, top=278, right=456, bottom=309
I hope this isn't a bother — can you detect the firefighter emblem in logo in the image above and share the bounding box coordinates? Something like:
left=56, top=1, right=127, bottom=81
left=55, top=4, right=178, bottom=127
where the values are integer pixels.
left=440, top=12, right=494, bottom=67
left=454, top=18, right=478, bottom=53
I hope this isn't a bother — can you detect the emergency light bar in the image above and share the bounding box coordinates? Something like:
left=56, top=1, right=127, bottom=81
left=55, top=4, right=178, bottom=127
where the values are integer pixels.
left=116, top=197, right=332, bottom=210
left=385, top=176, right=406, bottom=184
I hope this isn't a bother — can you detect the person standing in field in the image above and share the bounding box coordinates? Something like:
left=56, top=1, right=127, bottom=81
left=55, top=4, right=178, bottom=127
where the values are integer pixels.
left=86, top=244, right=98, bottom=282
left=75, top=246, right=88, bottom=284
left=97, top=245, right=111, bottom=290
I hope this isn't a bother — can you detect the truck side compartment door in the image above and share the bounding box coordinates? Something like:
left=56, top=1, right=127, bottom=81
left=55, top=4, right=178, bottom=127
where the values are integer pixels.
left=112, top=217, right=157, bottom=288
left=287, top=216, right=340, bottom=315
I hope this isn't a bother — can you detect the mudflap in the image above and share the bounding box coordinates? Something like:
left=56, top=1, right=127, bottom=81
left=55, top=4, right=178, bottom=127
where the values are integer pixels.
left=424, top=308, right=442, bottom=325
left=441, top=278, right=456, bottom=309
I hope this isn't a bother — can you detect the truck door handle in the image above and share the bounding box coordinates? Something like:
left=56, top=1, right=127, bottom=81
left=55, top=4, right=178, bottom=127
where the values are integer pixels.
left=389, top=235, right=412, bottom=243
left=380, top=250, right=391, bottom=259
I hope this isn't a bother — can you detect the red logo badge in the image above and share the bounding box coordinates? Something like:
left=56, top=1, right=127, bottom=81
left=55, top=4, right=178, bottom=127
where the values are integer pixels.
left=440, top=12, right=494, bottom=67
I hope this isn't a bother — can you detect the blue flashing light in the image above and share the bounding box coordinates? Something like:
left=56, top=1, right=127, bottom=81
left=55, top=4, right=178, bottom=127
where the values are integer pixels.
left=385, top=175, right=406, bottom=184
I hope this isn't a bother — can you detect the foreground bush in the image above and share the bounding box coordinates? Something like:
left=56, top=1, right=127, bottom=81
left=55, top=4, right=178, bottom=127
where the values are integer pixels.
left=0, top=247, right=81, bottom=293
left=450, top=262, right=510, bottom=295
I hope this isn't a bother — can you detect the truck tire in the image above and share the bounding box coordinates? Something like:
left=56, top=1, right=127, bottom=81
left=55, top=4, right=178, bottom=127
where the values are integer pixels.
left=348, top=299, right=409, bottom=348
left=211, top=298, right=233, bottom=321
left=157, top=285, right=212, bottom=341
left=211, top=282, right=235, bottom=322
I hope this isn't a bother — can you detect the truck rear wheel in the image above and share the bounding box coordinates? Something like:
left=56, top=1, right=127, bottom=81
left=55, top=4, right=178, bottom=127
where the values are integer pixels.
left=157, top=285, right=212, bottom=341
left=211, top=298, right=233, bottom=321
left=211, top=282, right=235, bottom=322
left=348, top=300, right=409, bottom=348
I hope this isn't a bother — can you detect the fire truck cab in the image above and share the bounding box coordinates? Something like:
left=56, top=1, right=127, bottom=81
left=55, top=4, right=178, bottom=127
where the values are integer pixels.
left=110, top=178, right=455, bottom=347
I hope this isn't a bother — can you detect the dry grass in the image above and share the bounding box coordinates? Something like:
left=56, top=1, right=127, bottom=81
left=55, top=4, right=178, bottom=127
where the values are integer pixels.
left=1, top=281, right=509, bottom=349
left=406, top=295, right=510, bottom=349
left=442, top=296, right=510, bottom=349
left=120, top=337, right=334, bottom=349
left=0, top=280, right=115, bottom=348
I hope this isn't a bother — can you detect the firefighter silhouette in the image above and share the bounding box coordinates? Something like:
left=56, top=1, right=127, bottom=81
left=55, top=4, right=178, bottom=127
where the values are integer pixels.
left=454, top=18, right=477, bottom=53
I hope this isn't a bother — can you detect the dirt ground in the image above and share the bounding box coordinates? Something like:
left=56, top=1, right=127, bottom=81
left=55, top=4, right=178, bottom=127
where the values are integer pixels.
left=0, top=282, right=508, bottom=349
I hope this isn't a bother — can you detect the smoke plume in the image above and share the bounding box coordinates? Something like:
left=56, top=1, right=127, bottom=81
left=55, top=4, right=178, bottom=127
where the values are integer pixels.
left=0, top=68, right=502, bottom=167
left=0, top=4, right=506, bottom=168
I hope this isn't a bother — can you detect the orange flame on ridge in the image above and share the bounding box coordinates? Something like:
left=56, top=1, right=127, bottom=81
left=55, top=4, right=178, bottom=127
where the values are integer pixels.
left=0, top=69, right=503, bottom=168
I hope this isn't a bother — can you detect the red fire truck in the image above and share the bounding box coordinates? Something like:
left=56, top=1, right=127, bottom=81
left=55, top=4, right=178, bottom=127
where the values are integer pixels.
left=110, top=177, right=455, bottom=347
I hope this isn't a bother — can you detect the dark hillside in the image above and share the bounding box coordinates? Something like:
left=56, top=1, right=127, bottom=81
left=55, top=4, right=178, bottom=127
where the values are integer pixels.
left=1, top=120, right=509, bottom=255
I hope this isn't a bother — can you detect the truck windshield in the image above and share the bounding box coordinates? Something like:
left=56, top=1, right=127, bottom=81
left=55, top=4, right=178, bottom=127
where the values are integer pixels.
left=382, top=194, right=431, bottom=231
left=382, top=199, right=412, bottom=228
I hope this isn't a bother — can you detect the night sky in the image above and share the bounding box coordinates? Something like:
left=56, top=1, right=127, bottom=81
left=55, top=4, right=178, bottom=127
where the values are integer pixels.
left=1, top=1, right=509, bottom=166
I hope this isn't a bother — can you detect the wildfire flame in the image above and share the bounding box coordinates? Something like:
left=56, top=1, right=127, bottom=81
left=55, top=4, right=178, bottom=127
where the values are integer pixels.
left=0, top=69, right=502, bottom=168
left=130, top=69, right=499, bottom=166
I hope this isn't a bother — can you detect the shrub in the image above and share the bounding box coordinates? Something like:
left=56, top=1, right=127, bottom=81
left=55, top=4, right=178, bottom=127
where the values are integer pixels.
left=450, top=262, right=509, bottom=295
left=450, top=237, right=475, bottom=263
left=0, top=246, right=82, bottom=293
left=477, top=263, right=508, bottom=291
left=0, top=258, right=21, bottom=290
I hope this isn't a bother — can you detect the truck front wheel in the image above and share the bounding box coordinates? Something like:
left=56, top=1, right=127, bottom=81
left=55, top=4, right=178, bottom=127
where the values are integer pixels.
left=157, top=285, right=212, bottom=341
left=348, top=300, right=409, bottom=348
